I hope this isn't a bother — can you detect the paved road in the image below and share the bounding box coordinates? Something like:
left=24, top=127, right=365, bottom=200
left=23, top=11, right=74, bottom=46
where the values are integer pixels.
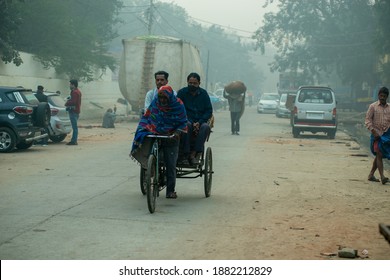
left=0, top=108, right=389, bottom=260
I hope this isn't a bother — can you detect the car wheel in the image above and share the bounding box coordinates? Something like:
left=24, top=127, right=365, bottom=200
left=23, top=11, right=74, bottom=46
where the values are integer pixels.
left=33, top=102, right=51, bottom=127
left=0, top=127, right=16, bottom=153
left=49, top=134, right=67, bottom=143
left=16, top=141, right=33, bottom=150
left=328, top=130, right=336, bottom=139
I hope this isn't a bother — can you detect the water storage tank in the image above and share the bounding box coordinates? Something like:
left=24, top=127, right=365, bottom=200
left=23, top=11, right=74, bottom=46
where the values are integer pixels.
left=118, top=35, right=204, bottom=113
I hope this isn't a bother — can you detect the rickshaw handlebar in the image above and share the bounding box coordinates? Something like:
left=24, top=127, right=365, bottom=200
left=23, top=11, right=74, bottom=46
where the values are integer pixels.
left=146, top=134, right=176, bottom=139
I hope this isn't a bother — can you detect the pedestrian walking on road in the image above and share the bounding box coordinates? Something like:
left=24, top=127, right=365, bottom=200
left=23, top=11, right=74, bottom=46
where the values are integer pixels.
left=365, top=86, right=390, bottom=184
left=223, top=81, right=246, bottom=135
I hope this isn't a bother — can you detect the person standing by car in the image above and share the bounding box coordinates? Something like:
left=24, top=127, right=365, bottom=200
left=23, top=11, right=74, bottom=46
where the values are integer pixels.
left=65, top=79, right=82, bottom=145
left=35, top=85, right=47, bottom=102
left=223, top=81, right=247, bottom=135
left=365, top=86, right=390, bottom=184
left=130, top=85, right=187, bottom=199
left=177, top=72, right=213, bottom=165
left=34, top=85, right=49, bottom=146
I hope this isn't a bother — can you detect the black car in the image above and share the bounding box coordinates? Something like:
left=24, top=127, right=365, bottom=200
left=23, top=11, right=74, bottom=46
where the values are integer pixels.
left=0, top=86, right=51, bottom=152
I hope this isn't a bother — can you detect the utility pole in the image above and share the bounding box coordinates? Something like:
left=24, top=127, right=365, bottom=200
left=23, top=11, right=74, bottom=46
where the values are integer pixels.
left=205, top=50, right=210, bottom=91
left=147, top=0, right=154, bottom=35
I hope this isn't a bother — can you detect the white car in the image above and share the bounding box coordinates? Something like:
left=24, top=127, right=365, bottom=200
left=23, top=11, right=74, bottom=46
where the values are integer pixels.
left=33, top=92, right=72, bottom=142
left=291, top=86, right=337, bottom=139
left=257, top=93, right=279, bottom=113
left=275, top=93, right=291, bottom=118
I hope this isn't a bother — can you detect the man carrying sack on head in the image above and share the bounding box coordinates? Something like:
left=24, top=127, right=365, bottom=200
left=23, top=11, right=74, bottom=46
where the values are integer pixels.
left=223, top=81, right=247, bottom=135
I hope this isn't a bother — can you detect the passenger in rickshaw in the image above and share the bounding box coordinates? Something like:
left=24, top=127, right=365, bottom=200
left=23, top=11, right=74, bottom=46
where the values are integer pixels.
left=177, top=72, right=213, bottom=166
left=130, top=85, right=188, bottom=199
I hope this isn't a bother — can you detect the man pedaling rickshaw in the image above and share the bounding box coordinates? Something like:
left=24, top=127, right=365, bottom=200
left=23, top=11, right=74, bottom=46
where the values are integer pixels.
left=130, top=85, right=187, bottom=199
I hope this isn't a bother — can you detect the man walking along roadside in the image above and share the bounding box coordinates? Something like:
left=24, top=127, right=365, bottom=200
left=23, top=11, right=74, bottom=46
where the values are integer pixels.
left=223, top=81, right=247, bottom=135
left=365, top=86, right=390, bottom=184
left=65, top=79, right=82, bottom=145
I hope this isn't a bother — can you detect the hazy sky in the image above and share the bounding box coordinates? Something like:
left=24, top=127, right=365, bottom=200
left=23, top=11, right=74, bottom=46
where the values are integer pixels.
left=158, top=0, right=278, bottom=38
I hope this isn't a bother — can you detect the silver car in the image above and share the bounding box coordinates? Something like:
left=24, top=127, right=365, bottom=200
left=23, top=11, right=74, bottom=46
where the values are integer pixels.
left=257, top=93, right=279, bottom=113
left=46, top=93, right=72, bottom=142
left=291, top=86, right=337, bottom=139
left=33, top=92, right=72, bottom=142
left=275, top=93, right=291, bottom=118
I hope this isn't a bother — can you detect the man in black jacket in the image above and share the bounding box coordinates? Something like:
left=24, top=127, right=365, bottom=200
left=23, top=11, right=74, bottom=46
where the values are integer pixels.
left=177, top=72, right=213, bottom=165
left=34, top=85, right=48, bottom=146
left=35, top=85, right=47, bottom=102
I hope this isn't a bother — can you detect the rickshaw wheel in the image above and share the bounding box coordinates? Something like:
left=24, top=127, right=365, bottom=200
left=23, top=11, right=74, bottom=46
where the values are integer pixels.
left=204, top=147, right=213, bottom=197
left=146, top=154, right=158, bottom=213
left=140, top=167, right=147, bottom=195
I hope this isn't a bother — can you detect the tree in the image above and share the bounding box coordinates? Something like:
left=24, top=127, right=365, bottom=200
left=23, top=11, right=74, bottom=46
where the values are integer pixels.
left=254, top=0, right=379, bottom=91
left=373, top=0, right=390, bottom=84
left=9, top=0, right=123, bottom=81
left=0, top=0, right=24, bottom=66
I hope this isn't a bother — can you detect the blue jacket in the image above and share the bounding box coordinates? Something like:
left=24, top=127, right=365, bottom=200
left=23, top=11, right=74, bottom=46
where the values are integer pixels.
left=177, top=87, right=213, bottom=124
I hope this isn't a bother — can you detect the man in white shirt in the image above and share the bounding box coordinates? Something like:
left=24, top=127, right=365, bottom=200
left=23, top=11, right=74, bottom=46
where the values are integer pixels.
left=145, top=70, right=168, bottom=109
left=144, top=70, right=177, bottom=111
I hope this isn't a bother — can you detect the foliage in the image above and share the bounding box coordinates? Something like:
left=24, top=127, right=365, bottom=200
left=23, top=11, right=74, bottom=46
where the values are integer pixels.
left=373, top=0, right=390, bottom=83
left=8, top=0, right=123, bottom=81
left=2, top=0, right=264, bottom=89
left=254, top=0, right=381, bottom=89
left=0, top=0, right=24, bottom=66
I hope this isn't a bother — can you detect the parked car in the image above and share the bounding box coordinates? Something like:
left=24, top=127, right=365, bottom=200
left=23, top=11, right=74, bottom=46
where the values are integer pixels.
left=213, top=88, right=227, bottom=109
left=32, top=91, right=71, bottom=142
left=291, top=86, right=337, bottom=139
left=208, top=91, right=224, bottom=111
left=0, top=86, right=50, bottom=152
left=257, top=92, right=279, bottom=113
left=275, top=93, right=289, bottom=118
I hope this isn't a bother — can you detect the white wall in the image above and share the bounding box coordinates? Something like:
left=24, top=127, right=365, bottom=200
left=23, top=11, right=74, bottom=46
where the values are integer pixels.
left=0, top=52, right=125, bottom=119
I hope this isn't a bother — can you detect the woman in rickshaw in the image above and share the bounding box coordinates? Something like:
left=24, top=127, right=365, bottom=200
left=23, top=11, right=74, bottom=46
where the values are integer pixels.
left=130, top=85, right=187, bottom=199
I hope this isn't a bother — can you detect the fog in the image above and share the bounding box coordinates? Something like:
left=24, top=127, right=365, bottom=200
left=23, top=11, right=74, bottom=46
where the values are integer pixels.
left=2, top=0, right=389, bottom=117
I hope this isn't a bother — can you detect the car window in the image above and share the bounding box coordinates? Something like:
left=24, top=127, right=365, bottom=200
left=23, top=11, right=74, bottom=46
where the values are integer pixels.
left=48, top=95, right=65, bottom=107
left=5, top=91, right=29, bottom=104
left=261, top=95, right=279, bottom=100
left=23, top=91, right=40, bottom=105
left=298, top=89, right=333, bottom=104
left=280, top=94, right=287, bottom=102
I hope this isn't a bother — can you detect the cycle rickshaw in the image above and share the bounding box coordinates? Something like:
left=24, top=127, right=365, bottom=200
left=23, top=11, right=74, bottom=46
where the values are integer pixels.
left=139, top=132, right=213, bottom=213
